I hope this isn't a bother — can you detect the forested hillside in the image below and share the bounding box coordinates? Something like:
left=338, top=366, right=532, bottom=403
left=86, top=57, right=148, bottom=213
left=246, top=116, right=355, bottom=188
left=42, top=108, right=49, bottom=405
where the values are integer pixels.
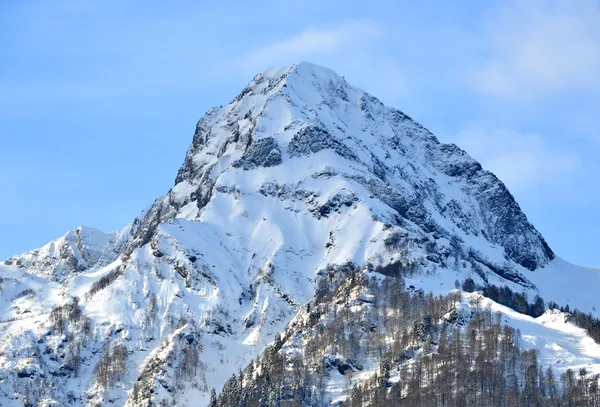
left=213, top=265, right=600, bottom=407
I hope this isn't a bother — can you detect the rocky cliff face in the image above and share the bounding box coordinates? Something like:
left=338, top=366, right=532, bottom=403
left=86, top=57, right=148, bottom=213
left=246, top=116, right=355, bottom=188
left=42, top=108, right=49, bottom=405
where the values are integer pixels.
left=1, top=62, right=594, bottom=407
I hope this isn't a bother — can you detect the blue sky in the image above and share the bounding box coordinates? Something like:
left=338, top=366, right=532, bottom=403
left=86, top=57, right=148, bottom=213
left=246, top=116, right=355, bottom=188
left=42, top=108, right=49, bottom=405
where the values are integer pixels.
left=1, top=0, right=599, bottom=267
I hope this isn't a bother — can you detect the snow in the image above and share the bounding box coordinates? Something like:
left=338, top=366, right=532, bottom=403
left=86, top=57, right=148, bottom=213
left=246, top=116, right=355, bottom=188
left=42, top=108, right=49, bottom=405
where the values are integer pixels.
left=0, top=61, right=596, bottom=405
left=529, top=257, right=600, bottom=317
left=474, top=293, right=600, bottom=376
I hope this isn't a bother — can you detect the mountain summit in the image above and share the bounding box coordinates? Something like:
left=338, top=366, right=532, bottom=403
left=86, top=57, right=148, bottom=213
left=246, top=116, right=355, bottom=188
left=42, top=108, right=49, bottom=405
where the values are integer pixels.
left=135, top=61, right=553, bottom=272
left=1, top=62, right=598, bottom=406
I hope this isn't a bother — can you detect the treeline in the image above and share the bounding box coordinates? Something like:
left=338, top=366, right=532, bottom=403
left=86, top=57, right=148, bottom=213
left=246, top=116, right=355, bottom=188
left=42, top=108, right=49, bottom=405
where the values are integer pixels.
left=86, top=266, right=124, bottom=299
left=49, top=297, right=88, bottom=335
left=344, top=309, right=600, bottom=407
left=460, top=278, right=600, bottom=346
left=212, top=268, right=600, bottom=407
left=480, top=281, right=545, bottom=318
left=94, top=342, right=128, bottom=388
left=128, top=320, right=207, bottom=406
left=12, top=288, right=35, bottom=301
left=48, top=297, right=92, bottom=377
left=548, top=302, right=600, bottom=345
left=213, top=269, right=459, bottom=406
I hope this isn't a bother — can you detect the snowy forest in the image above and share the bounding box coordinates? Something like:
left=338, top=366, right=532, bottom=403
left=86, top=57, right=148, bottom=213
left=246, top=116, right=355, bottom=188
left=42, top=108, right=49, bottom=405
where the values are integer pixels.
left=211, top=266, right=600, bottom=407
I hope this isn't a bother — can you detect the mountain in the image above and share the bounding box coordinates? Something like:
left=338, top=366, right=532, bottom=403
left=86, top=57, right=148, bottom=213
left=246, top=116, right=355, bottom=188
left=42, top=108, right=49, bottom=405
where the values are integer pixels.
left=4, top=226, right=135, bottom=282
left=1, top=62, right=599, bottom=406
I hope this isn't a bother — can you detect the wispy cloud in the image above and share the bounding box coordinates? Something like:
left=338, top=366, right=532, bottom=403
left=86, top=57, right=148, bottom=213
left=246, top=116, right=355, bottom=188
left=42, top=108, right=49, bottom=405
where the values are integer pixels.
left=453, top=126, right=581, bottom=191
left=237, top=21, right=408, bottom=105
left=240, top=21, right=382, bottom=70
left=471, top=0, right=600, bottom=100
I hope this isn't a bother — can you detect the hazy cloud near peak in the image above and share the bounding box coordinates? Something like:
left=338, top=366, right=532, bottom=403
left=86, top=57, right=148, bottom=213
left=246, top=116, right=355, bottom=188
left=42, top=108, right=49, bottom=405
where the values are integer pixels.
left=240, top=21, right=382, bottom=70
left=471, top=0, right=600, bottom=100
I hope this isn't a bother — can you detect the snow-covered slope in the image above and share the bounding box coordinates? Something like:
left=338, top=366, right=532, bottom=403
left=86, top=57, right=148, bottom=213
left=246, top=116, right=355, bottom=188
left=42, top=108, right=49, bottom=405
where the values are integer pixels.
left=0, top=62, right=598, bottom=406
left=4, top=226, right=134, bottom=282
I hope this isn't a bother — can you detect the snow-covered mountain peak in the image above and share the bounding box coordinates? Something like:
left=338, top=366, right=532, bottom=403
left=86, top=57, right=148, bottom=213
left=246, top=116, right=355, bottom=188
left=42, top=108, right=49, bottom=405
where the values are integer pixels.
left=156, top=61, right=553, bottom=275
left=4, top=225, right=134, bottom=282
left=246, top=61, right=346, bottom=98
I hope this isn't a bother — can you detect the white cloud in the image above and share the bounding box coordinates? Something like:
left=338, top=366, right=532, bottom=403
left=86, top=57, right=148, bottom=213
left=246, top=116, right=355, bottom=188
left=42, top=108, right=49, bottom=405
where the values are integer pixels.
left=472, top=0, right=600, bottom=99
left=237, top=21, right=408, bottom=105
left=453, top=126, right=581, bottom=191
left=241, top=21, right=382, bottom=70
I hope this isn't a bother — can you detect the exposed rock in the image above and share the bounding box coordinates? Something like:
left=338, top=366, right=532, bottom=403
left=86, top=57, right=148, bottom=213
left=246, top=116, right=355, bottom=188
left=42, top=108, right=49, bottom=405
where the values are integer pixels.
left=233, top=137, right=282, bottom=170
